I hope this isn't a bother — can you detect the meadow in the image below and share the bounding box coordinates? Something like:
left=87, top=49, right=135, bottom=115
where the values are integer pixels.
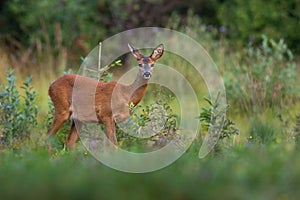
left=1, top=8, right=300, bottom=200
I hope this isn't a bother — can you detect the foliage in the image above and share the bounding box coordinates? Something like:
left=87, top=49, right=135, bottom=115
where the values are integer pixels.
left=1, top=142, right=300, bottom=199
left=225, top=35, right=298, bottom=113
left=0, top=68, right=38, bottom=148
left=198, top=97, right=239, bottom=140
left=0, top=0, right=109, bottom=74
left=2, top=0, right=105, bottom=49
left=247, top=118, right=277, bottom=144
left=98, top=59, right=122, bottom=82
left=218, top=0, right=300, bottom=52
left=246, top=111, right=300, bottom=146
left=117, top=87, right=178, bottom=151
left=80, top=58, right=122, bottom=82
left=167, top=10, right=225, bottom=50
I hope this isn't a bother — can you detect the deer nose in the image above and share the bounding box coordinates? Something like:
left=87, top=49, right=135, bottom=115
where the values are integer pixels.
left=143, top=72, right=151, bottom=79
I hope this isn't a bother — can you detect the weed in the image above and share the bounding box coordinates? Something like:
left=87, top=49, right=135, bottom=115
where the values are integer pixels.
left=225, top=35, right=298, bottom=113
left=198, top=97, right=239, bottom=140
left=0, top=68, right=38, bottom=149
left=117, top=87, right=178, bottom=151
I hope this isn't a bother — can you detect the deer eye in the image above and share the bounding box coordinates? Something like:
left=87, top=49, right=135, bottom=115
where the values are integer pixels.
left=138, top=64, right=143, bottom=68
left=150, top=64, right=154, bottom=68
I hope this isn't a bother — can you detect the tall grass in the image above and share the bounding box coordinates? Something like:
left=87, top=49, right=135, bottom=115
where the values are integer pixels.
left=225, top=36, right=298, bottom=114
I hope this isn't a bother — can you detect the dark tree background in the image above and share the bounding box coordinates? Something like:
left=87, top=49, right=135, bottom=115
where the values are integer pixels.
left=0, top=0, right=299, bottom=67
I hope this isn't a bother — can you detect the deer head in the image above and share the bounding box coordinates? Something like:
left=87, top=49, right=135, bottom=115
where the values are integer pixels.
left=128, top=43, right=164, bottom=80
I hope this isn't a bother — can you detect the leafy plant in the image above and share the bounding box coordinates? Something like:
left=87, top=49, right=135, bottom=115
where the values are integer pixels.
left=197, top=97, right=239, bottom=140
left=0, top=68, right=38, bottom=148
left=225, top=35, right=298, bottom=113
left=98, top=59, right=122, bottom=82
left=218, top=0, right=300, bottom=52
left=117, top=87, right=178, bottom=151
left=166, top=9, right=227, bottom=53
left=3, top=0, right=105, bottom=49
left=80, top=58, right=122, bottom=82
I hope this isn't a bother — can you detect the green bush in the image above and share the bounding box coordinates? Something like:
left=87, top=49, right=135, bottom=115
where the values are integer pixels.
left=2, top=0, right=105, bottom=49
left=167, top=9, right=225, bottom=51
left=198, top=97, right=239, bottom=140
left=0, top=68, right=38, bottom=148
left=117, top=87, right=178, bottom=151
left=218, top=0, right=300, bottom=52
left=225, top=35, right=298, bottom=113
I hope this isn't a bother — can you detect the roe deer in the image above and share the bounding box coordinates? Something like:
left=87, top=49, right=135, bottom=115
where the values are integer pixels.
left=47, top=43, right=164, bottom=150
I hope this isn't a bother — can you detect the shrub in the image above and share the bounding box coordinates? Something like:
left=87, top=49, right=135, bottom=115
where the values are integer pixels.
left=0, top=68, right=38, bottom=148
left=225, top=35, right=298, bottom=113
left=197, top=97, right=239, bottom=140
left=117, top=87, right=178, bottom=151
left=1, top=0, right=109, bottom=74
left=218, top=0, right=300, bottom=52
left=166, top=9, right=226, bottom=53
left=2, top=0, right=105, bottom=49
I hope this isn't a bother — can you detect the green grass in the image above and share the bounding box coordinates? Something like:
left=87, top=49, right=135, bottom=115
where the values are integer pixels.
left=0, top=143, right=300, bottom=200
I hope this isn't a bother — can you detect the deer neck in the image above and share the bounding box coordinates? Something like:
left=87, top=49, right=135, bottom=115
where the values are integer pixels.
left=128, top=70, right=149, bottom=106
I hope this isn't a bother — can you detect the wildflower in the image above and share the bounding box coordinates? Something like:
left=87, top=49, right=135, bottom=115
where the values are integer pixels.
left=219, top=26, right=226, bottom=33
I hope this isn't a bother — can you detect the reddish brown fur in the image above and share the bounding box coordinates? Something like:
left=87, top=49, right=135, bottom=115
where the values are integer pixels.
left=47, top=74, right=139, bottom=149
left=47, top=44, right=164, bottom=150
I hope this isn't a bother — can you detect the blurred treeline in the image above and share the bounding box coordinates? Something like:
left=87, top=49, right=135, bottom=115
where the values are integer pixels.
left=0, top=0, right=299, bottom=68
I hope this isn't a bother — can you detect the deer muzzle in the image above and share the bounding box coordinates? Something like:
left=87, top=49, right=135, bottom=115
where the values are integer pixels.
left=143, top=71, right=152, bottom=79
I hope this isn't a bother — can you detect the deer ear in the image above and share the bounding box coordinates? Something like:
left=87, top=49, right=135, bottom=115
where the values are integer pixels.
left=128, top=43, right=143, bottom=60
left=150, top=44, right=164, bottom=61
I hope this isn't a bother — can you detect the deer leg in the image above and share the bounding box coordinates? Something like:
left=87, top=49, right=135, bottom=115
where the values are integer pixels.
left=47, top=112, right=70, bottom=137
left=47, top=111, right=70, bottom=151
left=103, top=117, right=118, bottom=146
left=66, top=120, right=82, bottom=150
